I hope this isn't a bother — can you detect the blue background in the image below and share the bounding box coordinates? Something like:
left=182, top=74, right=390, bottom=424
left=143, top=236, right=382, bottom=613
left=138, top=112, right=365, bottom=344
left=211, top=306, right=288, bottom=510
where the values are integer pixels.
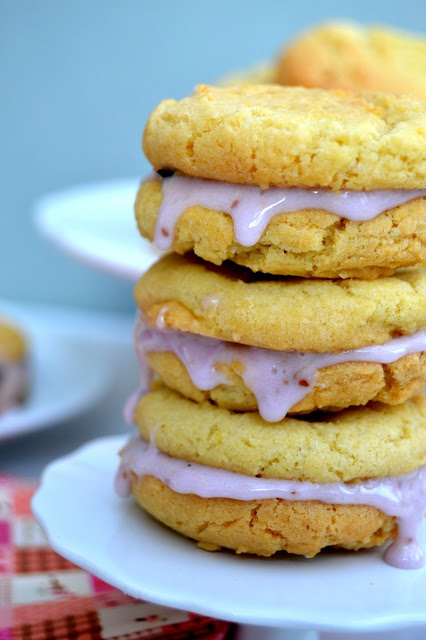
left=2, top=0, right=425, bottom=311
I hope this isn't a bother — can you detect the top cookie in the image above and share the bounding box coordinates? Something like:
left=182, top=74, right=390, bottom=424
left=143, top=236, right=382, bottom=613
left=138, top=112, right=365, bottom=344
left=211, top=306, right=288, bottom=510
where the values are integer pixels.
left=143, top=84, right=426, bottom=191
left=275, top=22, right=426, bottom=101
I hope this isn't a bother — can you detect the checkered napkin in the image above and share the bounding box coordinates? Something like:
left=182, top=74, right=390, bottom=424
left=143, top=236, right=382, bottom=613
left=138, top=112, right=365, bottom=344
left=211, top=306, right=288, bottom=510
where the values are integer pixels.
left=0, top=474, right=233, bottom=640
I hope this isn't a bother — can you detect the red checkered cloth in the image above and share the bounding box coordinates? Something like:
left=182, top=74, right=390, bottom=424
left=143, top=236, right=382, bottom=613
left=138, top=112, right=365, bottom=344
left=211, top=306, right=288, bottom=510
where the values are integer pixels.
left=0, top=474, right=233, bottom=640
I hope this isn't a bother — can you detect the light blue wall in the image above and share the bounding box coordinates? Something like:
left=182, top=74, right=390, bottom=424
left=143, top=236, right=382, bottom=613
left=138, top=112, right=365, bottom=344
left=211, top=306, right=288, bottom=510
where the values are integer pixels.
left=1, top=0, right=425, bottom=311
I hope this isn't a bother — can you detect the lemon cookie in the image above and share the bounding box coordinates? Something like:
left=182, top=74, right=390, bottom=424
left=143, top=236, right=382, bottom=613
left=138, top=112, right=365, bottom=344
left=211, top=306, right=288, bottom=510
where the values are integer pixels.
left=116, top=391, right=426, bottom=565
left=143, top=84, right=426, bottom=191
left=134, top=254, right=426, bottom=353
left=132, top=476, right=397, bottom=558
left=275, top=22, right=426, bottom=101
left=0, top=319, right=28, bottom=415
left=134, top=388, right=426, bottom=481
left=140, top=84, right=426, bottom=277
left=136, top=174, right=426, bottom=279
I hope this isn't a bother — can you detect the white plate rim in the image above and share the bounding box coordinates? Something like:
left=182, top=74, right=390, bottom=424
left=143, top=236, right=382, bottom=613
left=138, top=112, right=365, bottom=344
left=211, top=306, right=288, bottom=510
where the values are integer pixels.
left=33, top=178, right=162, bottom=281
left=32, top=435, right=426, bottom=632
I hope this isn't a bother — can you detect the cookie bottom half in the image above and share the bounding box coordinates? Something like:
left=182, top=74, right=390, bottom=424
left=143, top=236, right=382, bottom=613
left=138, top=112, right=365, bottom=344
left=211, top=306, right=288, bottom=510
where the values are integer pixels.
left=136, top=179, right=426, bottom=279
left=132, top=475, right=396, bottom=557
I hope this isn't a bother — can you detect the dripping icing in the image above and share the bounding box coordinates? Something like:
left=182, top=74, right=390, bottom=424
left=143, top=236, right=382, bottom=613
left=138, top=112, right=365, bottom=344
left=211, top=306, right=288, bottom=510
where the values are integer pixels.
left=128, top=318, right=426, bottom=423
left=152, top=174, right=426, bottom=250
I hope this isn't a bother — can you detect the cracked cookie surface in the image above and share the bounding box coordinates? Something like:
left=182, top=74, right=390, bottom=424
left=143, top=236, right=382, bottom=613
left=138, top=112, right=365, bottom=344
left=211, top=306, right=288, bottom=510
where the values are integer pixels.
left=132, top=474, right=396, bottom=557
left=143, top=84, right=426, bottom=191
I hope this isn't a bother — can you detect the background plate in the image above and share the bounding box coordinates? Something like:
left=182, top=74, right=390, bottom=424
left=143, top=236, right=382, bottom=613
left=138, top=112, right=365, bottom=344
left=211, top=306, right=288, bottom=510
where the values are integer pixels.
left=0, top=312, right=112, bottom=440
left=34, top=178, right=162, bottom=281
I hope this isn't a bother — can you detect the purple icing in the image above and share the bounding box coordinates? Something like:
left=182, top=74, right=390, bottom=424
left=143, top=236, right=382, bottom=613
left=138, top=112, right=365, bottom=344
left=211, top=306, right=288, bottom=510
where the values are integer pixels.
left=152, top=174, right=426, bottom=250
left=123, top=317, right=153, bottom=424
left=115, top=436, right=426, bottom=570
left=126, top=316, right=426, bottom=423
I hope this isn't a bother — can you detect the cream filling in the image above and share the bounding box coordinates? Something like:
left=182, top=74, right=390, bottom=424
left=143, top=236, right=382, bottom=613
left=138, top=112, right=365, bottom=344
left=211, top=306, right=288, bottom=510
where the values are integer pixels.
left=150, top=173, right=426, bottom=250
left=124, top=316, right=426, bottom=423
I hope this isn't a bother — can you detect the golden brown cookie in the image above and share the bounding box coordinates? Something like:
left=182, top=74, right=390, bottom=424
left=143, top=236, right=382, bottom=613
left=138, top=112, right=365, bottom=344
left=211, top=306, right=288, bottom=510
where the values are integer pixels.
left=275, top=22, right=426, bottom=101
left=132, top=475, right=396, bottom=557
left=134, top=253, right=426, bottom=353
left=136, top=177, right=426, bottom=279
left=135, top=388, right=426, bottom=483
left=146, top=350, right=426, bottom=414
left=143, top=84, right=426, bottom=191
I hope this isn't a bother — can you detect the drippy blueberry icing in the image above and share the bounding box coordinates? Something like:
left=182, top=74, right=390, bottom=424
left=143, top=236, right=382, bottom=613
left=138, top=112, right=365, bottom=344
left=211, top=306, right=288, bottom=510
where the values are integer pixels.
left=151, top=174, right=426, bottom=250
left=124, top=316, right=426, bottom=423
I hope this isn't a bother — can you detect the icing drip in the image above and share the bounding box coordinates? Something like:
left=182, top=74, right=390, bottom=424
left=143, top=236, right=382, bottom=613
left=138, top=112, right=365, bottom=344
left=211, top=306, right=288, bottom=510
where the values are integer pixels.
left=115, top=436, right=426, bottom=570
left=129, top=317, right=426, bottom=422
left=122, top=317, right=153, bottom=424
left=153, top=174, right=426, bottom=250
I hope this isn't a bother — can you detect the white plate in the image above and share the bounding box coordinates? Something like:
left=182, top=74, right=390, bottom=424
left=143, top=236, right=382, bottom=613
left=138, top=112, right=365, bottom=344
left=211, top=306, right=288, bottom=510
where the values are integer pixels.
left=32, top=435, right=426, bottom=634
left=0, top=328, right=111, bottom=440
left=34, top=178, right=163, bottom=281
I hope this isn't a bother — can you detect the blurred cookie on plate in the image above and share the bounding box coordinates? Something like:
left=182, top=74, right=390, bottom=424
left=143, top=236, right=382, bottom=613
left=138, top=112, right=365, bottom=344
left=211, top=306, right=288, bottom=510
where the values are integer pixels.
left=0, top=318, right=29, bottom=415
left=275, top=21, right=426, bottom=100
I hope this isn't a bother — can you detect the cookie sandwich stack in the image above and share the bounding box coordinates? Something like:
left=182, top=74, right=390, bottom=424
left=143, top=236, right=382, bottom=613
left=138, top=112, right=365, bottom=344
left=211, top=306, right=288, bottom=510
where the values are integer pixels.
left=117, top=84, right=426, bottom=568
